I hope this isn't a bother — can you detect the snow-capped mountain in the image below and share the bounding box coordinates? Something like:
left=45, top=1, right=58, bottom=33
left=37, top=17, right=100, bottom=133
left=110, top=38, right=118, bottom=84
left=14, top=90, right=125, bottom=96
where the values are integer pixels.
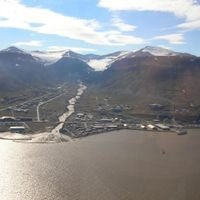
left=30, top=49, right=130, bottom=70
left=62, top=50, right=86, bottom=60
left=86, top=46, right=196, bottom=71
left=0, top=45, right=200, bottom=113
left=0, top=46, right=50, bottom=91
left=140, top=46, right=179, bottom=56
left=126, top=46, right=194, bottom=58
left=31, top=49, right=99, bottom=66
left=2, top=46, right=195, bottom=71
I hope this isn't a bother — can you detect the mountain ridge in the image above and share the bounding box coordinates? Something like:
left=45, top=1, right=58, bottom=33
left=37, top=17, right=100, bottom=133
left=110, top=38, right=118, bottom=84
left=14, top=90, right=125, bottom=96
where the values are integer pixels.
left=0, top=45, right=199, bottom=118
left=1, top=46, right=197, bottom=71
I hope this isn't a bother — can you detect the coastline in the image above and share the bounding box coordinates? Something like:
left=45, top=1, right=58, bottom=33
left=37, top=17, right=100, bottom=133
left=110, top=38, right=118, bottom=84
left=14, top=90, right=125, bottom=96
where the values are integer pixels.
left=0, top=83, right=87, bottom=143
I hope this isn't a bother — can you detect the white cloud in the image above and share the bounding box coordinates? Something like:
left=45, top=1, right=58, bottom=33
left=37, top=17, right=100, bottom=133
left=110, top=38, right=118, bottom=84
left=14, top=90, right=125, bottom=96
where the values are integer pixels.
left=111, top=16, right=136, bottom=31
left=47, top=46, right=96, bottom=53
left=178, top=19, right=200, bottom=30
left=153, top=33, right=185, bottom=44
left=99, top=0, right=200, bottom=31
left=99, top=0, right=200, bottom=21
left=0, top=0, right=145, bottom=46
left=14, top=40, right=43, bottom=47
left=102, top=30, right=144, bottom=45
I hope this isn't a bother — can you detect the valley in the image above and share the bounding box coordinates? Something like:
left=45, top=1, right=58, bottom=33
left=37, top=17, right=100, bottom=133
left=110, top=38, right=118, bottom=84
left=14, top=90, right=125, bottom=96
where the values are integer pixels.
left=0, top=46, right=200, bottom=138
left=1, top=1, right=200, bottom=199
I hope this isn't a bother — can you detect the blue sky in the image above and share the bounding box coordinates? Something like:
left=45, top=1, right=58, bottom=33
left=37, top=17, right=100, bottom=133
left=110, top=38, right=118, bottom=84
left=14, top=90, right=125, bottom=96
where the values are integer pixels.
left=0, top=0, right=199, bottom=55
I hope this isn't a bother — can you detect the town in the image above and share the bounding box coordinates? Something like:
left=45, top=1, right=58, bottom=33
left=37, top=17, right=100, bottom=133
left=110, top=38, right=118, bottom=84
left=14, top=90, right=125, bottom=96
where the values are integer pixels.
left=0, top=83, right=199, bottom=138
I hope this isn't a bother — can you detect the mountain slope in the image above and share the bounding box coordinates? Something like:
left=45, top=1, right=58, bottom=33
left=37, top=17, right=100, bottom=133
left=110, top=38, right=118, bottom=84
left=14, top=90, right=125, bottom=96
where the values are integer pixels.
left=97, top=50, right=200, bottom=117
left=31, top=48, right=130, bottom=71
left=1, top=45, right=200, bottom=120
left=49, top=57, right=94, bottom=83
left=31, top=49, right=100, bottom=66
left=0, top=47, right=51, bottom=91
left=0, top=47, right=96, bottom=92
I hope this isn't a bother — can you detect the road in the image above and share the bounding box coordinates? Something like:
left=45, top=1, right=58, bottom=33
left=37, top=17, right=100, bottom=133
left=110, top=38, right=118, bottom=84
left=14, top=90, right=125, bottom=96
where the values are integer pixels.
left=0, top=83, right=68, bottom=114
left=36, top=92, right=68, bottom=122
left=0, top=93, right=50, bottom=112
left=0, top=83, right=87, bottom=143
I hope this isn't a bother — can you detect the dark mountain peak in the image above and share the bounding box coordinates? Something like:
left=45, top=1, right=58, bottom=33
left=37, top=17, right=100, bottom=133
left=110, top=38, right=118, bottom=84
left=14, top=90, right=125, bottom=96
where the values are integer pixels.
left=63, top=50, right=80, bottom=57
left=54, top=56, right=92, bottom=70
left=62, top=50, right=89, bottom=61
left=49, top=56, right=94, bottom=82
left=1, top=46, right=28, bottom=55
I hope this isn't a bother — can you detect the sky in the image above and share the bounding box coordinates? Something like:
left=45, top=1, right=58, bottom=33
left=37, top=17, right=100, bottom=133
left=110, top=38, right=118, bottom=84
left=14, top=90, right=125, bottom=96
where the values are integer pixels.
left=0, top=0, right=199, bottom=55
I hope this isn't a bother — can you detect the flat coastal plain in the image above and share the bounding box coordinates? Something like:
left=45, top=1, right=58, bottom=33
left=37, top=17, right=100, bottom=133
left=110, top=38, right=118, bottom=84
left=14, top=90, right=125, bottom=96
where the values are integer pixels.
left=0, top=129, right=200, bottom=200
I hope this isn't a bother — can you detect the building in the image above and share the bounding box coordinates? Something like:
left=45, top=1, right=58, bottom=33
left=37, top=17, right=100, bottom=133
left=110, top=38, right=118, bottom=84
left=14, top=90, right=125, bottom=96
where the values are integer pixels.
left=155, top=124, right=170, bottom=130
left=136, top=124, right=146, bottom=129
left=99, top=118, right=113, bottom=123
left=9, top=126, right=25, bottom=133
left=149, top=104, right=165, bottom=111
left=0, top=116, right=16, bottom=122
left=147, top=124, right=156, bottom=130
left=76, top=113, right=85, bottom=118
left=14, top=108, right=29, bottom=113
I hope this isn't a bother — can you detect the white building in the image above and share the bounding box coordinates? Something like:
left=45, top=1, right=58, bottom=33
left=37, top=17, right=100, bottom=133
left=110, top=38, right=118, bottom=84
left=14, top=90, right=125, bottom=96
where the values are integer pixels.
left=9, top=126, right=25, bottom=133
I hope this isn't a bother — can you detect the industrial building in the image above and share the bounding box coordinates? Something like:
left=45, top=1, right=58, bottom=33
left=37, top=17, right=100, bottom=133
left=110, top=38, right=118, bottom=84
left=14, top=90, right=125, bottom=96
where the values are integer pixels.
left=155, top=124, right=170, bottom=131
left=9, top=126, right=25, bottom=133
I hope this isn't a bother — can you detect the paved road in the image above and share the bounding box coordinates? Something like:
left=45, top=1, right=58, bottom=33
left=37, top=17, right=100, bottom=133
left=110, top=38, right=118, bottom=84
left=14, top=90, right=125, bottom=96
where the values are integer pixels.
left=36, top=92, right=67, bottom=122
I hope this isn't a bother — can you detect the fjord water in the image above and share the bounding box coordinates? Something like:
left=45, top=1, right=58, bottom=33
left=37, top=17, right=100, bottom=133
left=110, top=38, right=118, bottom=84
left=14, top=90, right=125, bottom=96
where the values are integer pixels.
left=0, top=129, right=200, bottom=200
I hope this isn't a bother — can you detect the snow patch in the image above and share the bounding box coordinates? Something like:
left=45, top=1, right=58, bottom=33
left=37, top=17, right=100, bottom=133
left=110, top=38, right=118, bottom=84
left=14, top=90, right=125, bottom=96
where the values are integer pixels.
left=142, top=46, right=178, bottom=56
left=31, top=50, right=65, bottom=65
left=87, top=58, right=113, bottom=71
left=87, top=51, right=129, bottom=71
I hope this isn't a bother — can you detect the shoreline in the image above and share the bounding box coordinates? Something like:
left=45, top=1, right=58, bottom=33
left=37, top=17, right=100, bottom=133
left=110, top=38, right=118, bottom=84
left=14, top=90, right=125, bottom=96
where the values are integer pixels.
left=0, top=127, right=199, bottom=145
left=0, top=83, right=87, bottom=143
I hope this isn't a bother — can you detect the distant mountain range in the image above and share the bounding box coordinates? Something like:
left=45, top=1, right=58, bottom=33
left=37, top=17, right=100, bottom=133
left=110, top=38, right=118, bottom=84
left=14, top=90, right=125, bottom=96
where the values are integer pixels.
left=0, top=46, right=95, bottom=91
left=29, top=46, right=196, bottom=71
left=30, top=48, right=129, bottom=71
left=0, top=45, right=200, bottom=118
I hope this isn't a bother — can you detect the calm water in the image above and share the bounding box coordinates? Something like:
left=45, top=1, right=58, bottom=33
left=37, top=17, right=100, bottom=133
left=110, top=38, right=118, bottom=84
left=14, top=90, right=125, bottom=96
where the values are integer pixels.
left=0, top=129, right=200, bottom=200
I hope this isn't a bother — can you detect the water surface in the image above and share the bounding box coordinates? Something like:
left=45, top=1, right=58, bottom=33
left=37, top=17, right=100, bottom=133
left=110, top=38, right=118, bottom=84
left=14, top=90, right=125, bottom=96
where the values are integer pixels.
left=0, top=129, right=200, bottom=200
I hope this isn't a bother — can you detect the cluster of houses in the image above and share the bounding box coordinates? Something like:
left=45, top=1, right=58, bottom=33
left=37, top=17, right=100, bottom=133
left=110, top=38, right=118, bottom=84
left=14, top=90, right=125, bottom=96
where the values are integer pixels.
left=137, top=123, right=170, bottom=131
left=61, top=113, right=121, bottom=137
left=60, top=112, right=174, bottom=138
left=0, top=110, right=188, bottom=135
left=0, top=116, right=31, bottom=133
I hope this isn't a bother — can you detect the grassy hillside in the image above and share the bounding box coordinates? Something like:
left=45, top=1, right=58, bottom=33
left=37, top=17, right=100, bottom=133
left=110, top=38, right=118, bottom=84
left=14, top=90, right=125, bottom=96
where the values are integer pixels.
left=91, top=55, right=200, bottom=119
